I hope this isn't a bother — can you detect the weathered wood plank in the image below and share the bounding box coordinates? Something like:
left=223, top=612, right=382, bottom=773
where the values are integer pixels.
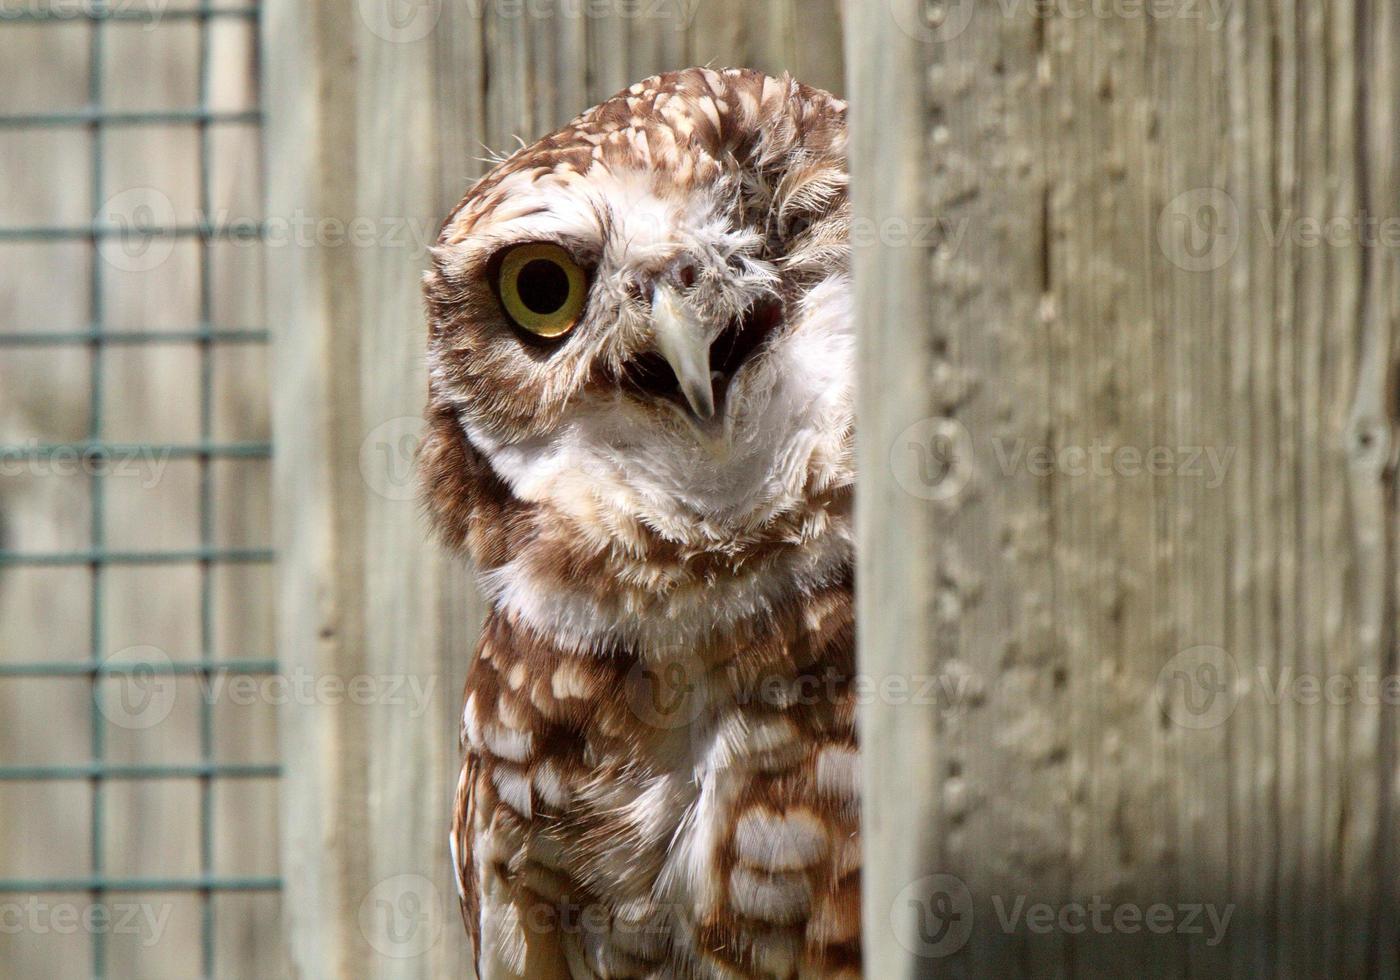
left=845, top=2, right=946, bottom=976
left=265, top=0, right=371, bottom=976
left=270, top=1, right=484, bottom=977
left=356, top=5, right=477, bottom=978
left=851, top=1, right=1400, bottom=977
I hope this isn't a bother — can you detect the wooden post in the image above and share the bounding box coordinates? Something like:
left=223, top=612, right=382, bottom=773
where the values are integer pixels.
left=265, top=0, right=375, bottom=976
left=850, top=1, right=1400, bottom=976
left=266, top=1, right=481, bottom=976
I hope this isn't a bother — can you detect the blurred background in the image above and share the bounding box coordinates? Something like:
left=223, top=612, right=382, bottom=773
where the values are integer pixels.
left=0, top=2, right=277, bottom=977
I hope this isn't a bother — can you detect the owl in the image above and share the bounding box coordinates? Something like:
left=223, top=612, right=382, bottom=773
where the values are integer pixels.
left=420, top=68, right=858, bottom=979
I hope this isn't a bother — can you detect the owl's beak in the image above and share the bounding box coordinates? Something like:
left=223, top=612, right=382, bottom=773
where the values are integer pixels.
left=650, top=283, right=716, bottom=420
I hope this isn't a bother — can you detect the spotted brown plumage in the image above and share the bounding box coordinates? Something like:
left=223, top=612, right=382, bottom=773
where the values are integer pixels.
left=422, top=67, right=857, bottom=978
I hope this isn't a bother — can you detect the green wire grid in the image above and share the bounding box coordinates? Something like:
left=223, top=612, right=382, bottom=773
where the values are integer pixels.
left=0, top=3, right=278, bottom=977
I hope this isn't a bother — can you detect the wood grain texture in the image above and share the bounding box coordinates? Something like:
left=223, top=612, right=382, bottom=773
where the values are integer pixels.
left=265, top=1, right=371, bottom=976
left=851, top=1, right=1400, bottom=977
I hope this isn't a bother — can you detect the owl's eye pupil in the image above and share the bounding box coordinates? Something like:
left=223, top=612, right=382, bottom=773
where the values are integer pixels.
left=517, top=259, right=570, bottom=315
left=497, top=242, right=587, bottom=339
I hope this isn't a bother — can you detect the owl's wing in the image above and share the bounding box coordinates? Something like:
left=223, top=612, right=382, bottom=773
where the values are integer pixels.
left=450, top=747, right=481, bottom=968
left=453, top=657, right=574, bottom=980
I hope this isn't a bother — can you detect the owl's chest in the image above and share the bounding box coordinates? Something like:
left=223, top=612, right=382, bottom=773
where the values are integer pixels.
left=562, top=662, right=833, bottom=880
left=532, top=664, right=856, bottom=976
left=567, top=705, right=778, bottom=894
left=461, top=589, right=857, bottom=976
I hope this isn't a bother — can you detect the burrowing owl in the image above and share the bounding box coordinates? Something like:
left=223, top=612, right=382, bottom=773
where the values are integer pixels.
left=421, top=67, right=857, bottom=979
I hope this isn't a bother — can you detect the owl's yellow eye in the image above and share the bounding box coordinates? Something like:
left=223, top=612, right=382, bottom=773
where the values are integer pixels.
left=497, top=242, right=588, bottom=338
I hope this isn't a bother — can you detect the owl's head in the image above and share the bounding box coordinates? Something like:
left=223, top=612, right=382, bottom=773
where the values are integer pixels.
left=422, top=69, right=852, bottom=643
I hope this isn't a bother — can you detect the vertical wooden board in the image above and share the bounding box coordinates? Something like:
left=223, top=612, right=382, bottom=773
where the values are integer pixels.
left=685, top=0, right=846, bottom=95
left=1222, top=1, right=1279, bottom=974
left=519, top=0, right=592, bottom=133
left=1292, top=6, right=1333, bottom=975
left=689, top=0, right=788, bottom=79
left=355, top=6, right=480, bottom=978
left=485, top=3, right=536, bottom=155
left=265, top=0, right=371, bottom=976
left=1149, top=8, right=1238, bottom=975
left=435, top=0, right=490, bottom=199
left=585, top=6, right=633, bottom=105
left=549, top=0, right=591, bottom=129
left=1040, top=8, right=1197, bottom=977
left=1316, top=4, right=1372, bottom=975
left=623, top=0, right=688, bottom=87
left=1348, top=0, right=1400, bottom=974
left=844, top=2, right=942, bottom=977
left=751, top=0, right=798, bottom=79
left=686, top=0, right=746, bottom=71
left=788, top=0, right=846, bottom=95
left=920, top=7, right=1070, bottom=976
left=850, top=0, right=1400, bottom=977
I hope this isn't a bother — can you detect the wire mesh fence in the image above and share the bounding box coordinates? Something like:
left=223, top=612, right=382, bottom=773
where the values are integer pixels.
left=0, top=1, right=280, bottom=976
